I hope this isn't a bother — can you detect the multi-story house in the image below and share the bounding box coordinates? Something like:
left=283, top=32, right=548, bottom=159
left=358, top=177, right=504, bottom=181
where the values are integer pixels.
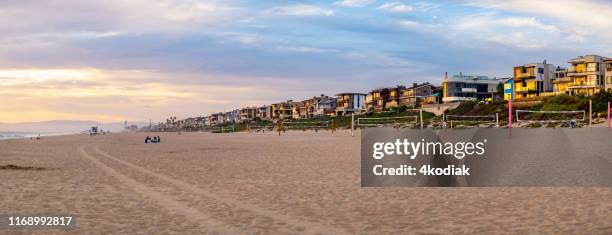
left=296, top=95, right=328, bottom=119
left=223, top=110, right=239, bottom=123
left=366, top=85, right=405, bottom=112
left=291, top=101, right=304, bottom=119
left=513, top=62, right=557, bottom=99
left=335, top=93, right=366, bottom=116
left=551, top=66, right=568, bottom=94
left=204, top=115, right=212, bottom=127
left=239, top=107, right=258, bottom=123
left=386, top=85, right=404, bottom=109
left=180, top=118, right=197, bottom=130
left=195, top=117, right=205, bottom=129
left=400, top=83, right=435, bottom=108
left=210, top=112, right=224, bottom=126
left=314, top=97, right=337, bottom=117
left=271, top=100, right=293, bottom=120
left=554, top=55, right=607, bottom=96
left=604, top=58, right=612, bottom=92
left=442, top=72, right=504, bottom=103
left=257, top=105, right=271, bottom=120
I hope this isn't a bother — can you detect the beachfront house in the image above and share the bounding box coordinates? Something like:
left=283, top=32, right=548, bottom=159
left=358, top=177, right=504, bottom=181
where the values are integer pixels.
left=271, top=100, right=293, bottom=120
left=553, top=55, right=608, bottom=96
left=184, top=118, right=197, bottom=130
left=442, top=72, right=505, bottom=103
left=605, top=58, right=612, bottom=92
left=512, top=61, right=557, bottom=100
left=399, top=83, right=435, bottom=108
left=257, top=105, right=272, bottom=120
left=335, top=93, right=366, bottom=116
left=551, top=66, right=568, bottom=94
left=366, top=85, right=405, bottom=112
left=298, top=95, right=328, bottom=119
left=314, top=97, right=337, bottom=117
left=209, top=112, right=225, bottom=126
left=195, top=117, right=205, bottom=129
left=291, top=101, right=303, bottom=119
left=239, top=107, right=258, bottom=123
left=225, top=109, right=240, bottom=123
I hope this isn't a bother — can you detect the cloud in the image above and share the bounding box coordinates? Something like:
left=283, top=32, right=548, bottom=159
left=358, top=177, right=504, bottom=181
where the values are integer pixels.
left=378, top=2, right=413, bottom=13
left=276, top=46, right=334, bottom=54
left=0, top=0, right=239, bottom=37
left=450, top=13, right=574, bottom=49
left=466, top=0, right=612, bottom=42
left=267, top=4, right=334, bottom=16
left=342, top=52, right=432, bottom=70
left=333, top=0, right=375, bottom=7
left=0, top=68, right=283, bottom=122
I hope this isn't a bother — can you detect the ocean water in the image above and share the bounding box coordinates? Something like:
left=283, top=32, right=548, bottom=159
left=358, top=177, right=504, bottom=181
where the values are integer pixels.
left=0, top=132, right=72, bottom=141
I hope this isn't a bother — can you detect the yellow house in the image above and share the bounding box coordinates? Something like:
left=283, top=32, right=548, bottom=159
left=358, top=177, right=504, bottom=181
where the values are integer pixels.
left=513, top=62, right=555, bottom=100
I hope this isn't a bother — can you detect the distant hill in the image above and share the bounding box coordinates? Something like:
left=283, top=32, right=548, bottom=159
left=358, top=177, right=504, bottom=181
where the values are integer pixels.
left=0, top=120, right=150, bottom=133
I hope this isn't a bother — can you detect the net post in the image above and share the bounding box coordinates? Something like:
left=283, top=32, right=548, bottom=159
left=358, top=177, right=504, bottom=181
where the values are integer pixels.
left=589, top=100, right=592, bottom=128
left=608, top=101, right=610, bottom=130
left=351, top=113, right=355, bottom=137
left=515, top=110, right=518, bottom=125
left=419, top=109, right=423, bottom=129
left=509, top=100, right=513, bottom=128
left=496, top=113, right=499, bottom=128
left=442, top=113, right=445, bottom=129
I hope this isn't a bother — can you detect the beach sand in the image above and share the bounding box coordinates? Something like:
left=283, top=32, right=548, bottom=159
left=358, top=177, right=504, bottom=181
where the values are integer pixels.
left=1, top=131, right=611, bottom=234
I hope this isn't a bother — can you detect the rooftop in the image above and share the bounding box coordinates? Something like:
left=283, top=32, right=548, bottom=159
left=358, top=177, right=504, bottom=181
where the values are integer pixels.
left=336, top=92, right=367, bottom=96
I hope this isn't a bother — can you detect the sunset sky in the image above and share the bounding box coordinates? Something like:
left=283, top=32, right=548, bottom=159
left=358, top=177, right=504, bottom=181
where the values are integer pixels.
left=1, top=0, right=610, bottom=123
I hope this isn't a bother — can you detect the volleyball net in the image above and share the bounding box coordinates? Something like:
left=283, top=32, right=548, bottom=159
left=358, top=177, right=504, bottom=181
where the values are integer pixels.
left=515, top=110, right=585, bottom=122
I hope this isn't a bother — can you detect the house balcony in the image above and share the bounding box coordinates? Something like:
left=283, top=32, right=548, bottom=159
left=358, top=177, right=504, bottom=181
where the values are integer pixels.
left=553, top=77, right=573, bottom=83
left=567, top=68, right=599, bottom=76
left=516, top=88, right=538, bottom=94
left=515, top=71, right=535, bottom=78
left=515, top=74, right=536, bottom=80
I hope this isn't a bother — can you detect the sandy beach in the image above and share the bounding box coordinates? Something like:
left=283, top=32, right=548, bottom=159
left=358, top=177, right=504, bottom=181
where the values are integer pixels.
left=1, top=131, right=611, bottom=234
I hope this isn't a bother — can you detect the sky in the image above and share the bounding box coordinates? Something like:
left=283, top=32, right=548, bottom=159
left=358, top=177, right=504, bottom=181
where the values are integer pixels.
left=0, top=0, right=611, bottom=123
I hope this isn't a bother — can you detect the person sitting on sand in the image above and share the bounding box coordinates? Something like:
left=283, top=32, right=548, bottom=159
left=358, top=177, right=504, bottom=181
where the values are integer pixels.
left=145, top=136, right=151, bottom=143
left=152, top=136, right=159, bottom=143
left=156, top=136, right=161, bottom=143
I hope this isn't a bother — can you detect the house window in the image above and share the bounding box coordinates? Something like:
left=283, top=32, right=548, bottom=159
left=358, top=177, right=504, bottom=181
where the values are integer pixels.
left=538, top=68, right=544, bottom=74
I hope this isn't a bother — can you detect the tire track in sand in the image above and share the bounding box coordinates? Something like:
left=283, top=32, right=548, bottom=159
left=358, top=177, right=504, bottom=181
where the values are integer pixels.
left=78, top=145, right=242, bottom=234
left=93, top=144, right=349, bottom=235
